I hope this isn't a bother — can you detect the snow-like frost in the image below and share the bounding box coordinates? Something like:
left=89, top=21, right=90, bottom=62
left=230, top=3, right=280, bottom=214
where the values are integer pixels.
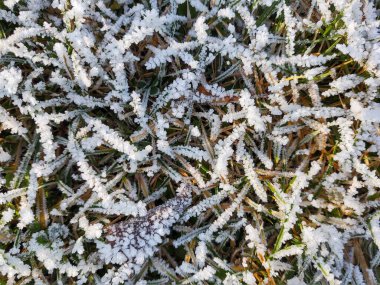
left=0, top=0, right=379, bottom=284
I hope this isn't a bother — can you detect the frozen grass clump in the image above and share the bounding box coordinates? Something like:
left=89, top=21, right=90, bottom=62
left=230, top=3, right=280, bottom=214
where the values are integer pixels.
left=0, top=0, right=379, bottom=284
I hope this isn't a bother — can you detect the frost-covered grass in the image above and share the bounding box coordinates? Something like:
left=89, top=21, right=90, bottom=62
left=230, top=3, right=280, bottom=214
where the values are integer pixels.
left=0, top=0, right=380, bottom=284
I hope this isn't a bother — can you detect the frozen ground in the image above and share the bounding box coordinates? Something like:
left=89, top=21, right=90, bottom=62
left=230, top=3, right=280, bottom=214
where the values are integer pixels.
left=0, top=0, right=379, bottom=284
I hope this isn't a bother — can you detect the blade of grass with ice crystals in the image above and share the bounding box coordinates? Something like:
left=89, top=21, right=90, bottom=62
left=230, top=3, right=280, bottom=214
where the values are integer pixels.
left=10, top=133, right=38, bottom=189
left=210, top=61, right=240, bottom=84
